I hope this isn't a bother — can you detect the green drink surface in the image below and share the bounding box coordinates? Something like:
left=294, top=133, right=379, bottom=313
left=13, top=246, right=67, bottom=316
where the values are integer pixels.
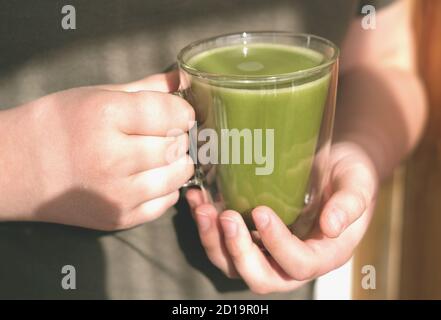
left=187, top=44, right=330, bottom=226
left=188, top=43, right=324, bottom=76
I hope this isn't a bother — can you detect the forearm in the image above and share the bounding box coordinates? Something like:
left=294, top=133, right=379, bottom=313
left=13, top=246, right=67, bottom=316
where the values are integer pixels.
left=335, top=65, right=427, bottom=180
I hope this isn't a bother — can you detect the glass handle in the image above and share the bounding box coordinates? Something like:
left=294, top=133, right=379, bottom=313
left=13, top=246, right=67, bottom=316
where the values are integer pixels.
left=182, top=166, right=204, bottom=188
left=172, top=91, right=202, bottom=188
left=171, top=91, right=184, bottom=98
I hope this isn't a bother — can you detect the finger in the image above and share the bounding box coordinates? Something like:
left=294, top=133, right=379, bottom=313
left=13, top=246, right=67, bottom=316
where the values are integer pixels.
left=186, top=189, right=206, bottom=212
left=304, top=203, right=375, bottom=276
left=126, top=134, right=189, bottom=173
left=251, top=206, right=320, bottom=281
left=127, top=190, right=180, bottom=227
left=129, top=155, right=194, bottom=206
left=320, top=189, right=368, bottom=238
left=194, top=204, right=238, bottom=278
left=98, top=70, right=180, bottom=93
left=118, top=90, right=195, bottom=136
left=220, top=210, right=305, bottom=293
left=320, top=161, right=376, bottom=238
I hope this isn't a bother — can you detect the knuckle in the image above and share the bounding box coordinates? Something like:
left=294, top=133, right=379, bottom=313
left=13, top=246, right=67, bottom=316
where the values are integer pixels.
left=172, top=95, right=195, bottom=126
left=151, top=91, right=168, bottom=107
left=184, top=155, right=195, bottom=177
left=180, top=134, right=190, bottom=152
left=141, top=173, right=165, bottom=198
left=97, top=92, right=127, bottom=121
left=149, top=92, right=171, bottom=114
left=100, top=103, right=118, bottom=122
left=171, top=155, right=194, bottom=181
left=349, top=188, right=368, bottom=213
left=184, top=101, right=195, bottom=124
left=131, top=91, right=162, bottom=119
left=165, top=137, right=190, bottom=165
left=161, top=172, right=176, bottom=193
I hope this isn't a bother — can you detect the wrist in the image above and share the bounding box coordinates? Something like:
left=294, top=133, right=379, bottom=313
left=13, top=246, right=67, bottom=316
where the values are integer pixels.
left=0, top=103, right=43, bottom=221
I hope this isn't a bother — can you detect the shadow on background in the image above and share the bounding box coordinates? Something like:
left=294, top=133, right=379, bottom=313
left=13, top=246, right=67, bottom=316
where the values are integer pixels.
left=0, top=189, right=113, bottom=299
left=172, top=192, right=248, bottom=293
left=0, top=188, right=250, bottom=299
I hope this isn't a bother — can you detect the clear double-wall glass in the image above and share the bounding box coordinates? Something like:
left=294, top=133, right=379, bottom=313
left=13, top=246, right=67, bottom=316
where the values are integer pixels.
left=178, top=32, right=339, bottom=237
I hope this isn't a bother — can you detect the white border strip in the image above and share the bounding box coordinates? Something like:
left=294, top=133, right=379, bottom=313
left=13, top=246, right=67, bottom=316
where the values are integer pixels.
left=313, top=257, right=354, bottom=300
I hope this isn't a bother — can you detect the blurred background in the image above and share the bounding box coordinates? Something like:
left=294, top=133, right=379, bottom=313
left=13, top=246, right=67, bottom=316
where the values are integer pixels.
left=348, top=0, right=441, bottom=299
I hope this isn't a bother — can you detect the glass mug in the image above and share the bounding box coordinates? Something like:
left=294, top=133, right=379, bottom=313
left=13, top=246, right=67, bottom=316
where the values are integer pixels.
left=176, top=31, right=338, bottom=237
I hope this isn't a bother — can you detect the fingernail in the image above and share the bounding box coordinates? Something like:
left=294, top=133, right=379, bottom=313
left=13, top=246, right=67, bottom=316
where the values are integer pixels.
left=220, top=218, right=237, bottom=238
left=328, top=209, right=346, bottom=234
left=196, top=213, right=211, bottom=233
left=253, top=210, right=270, bottom=230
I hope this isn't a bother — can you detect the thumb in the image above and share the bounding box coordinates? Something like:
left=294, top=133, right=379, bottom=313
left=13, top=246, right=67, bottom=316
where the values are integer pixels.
left=319, top=147, right=378, bottom=238
left=98, top=69, right=180, bottom=93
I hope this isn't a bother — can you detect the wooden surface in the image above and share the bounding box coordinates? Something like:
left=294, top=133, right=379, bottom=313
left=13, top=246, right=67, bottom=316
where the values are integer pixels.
left=353, top=168, right=404, bottom=299
left=400, top=148, right=441, bottom=298
left=399, top=0, right=441, bottom=299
